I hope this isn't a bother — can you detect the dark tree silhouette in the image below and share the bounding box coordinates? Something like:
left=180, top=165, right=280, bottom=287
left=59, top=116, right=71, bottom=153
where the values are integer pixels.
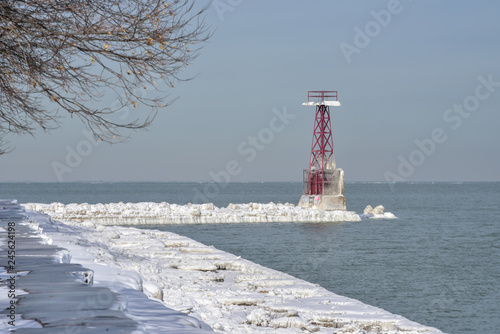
left=0, top=0, right=209, bottom=153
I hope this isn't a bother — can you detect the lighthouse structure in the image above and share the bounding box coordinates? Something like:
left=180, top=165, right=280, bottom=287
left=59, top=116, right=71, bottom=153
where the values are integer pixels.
left=298, top=91, right=347, bottom=211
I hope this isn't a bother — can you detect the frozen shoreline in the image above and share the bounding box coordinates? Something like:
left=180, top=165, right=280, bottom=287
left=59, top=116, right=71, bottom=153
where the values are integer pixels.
left=1, top=200, right=213, bottom=332
left=5, top=202, right=444, bottom=333
left=23, top=202, right=396, bottom=225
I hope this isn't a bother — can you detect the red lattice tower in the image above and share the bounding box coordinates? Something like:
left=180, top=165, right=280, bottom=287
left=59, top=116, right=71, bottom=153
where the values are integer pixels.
left=302, top=91, right=340, bottom=195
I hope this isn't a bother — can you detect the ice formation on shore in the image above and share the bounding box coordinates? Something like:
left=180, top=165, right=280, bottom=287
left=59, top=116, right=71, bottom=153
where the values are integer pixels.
left=29, top=212, right=440, bottom=334
left=23, top=202, right=396, bottom=225
left=1, top=200, right=213, bottom=332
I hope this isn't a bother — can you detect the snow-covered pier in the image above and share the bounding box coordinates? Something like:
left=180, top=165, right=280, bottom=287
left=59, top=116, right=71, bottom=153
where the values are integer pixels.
left=1, top=200, right=442, bottom=333
left=23, top=202, right=396, bottom=225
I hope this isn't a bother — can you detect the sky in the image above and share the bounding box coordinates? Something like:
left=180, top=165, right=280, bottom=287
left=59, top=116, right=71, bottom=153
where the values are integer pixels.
left=1, top=0, right=500, bottom=182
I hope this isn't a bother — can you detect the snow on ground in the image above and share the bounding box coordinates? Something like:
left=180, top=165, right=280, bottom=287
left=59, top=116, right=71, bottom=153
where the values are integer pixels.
left=20, top=207, right=442, bottom=334
left=23, top=202, right=396, bottom=225
left=1, top=200, right=213, bottom=333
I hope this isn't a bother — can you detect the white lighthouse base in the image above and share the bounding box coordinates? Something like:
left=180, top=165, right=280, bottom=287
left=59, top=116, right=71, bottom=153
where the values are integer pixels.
left=298, top=194, right=347, bottom=211
left=298, top=168, right=347, bottom=211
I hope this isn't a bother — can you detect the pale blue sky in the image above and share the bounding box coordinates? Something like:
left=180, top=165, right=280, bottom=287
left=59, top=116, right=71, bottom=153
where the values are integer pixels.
left=1, top=0, right=499, bottom=182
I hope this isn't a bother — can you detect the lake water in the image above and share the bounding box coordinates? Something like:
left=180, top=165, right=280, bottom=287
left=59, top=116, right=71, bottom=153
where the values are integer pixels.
left=2, top=181, right=499, bottom=334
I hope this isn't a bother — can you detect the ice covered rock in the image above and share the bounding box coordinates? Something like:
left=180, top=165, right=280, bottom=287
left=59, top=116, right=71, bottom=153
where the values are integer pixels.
left=372, top=205, right=385, bottom=214
left=189, top=209, right=201, bottom=217
left=201, top=203, right=215, bottom=211
left=227, top=203, right=240, bottom=210
left=246, top=308, right=272, bottom=327
left=362, top=205, right=397, bottom=219
left=143, top=280, right=164, bottom=300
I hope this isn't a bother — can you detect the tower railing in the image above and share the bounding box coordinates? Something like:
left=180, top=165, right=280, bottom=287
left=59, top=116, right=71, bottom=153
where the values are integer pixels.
left=307, top=91, right=338, bottom=103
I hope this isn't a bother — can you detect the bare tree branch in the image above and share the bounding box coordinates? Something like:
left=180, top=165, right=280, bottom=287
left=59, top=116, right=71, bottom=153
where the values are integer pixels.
left=0, top=0, right=210, bottom=154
